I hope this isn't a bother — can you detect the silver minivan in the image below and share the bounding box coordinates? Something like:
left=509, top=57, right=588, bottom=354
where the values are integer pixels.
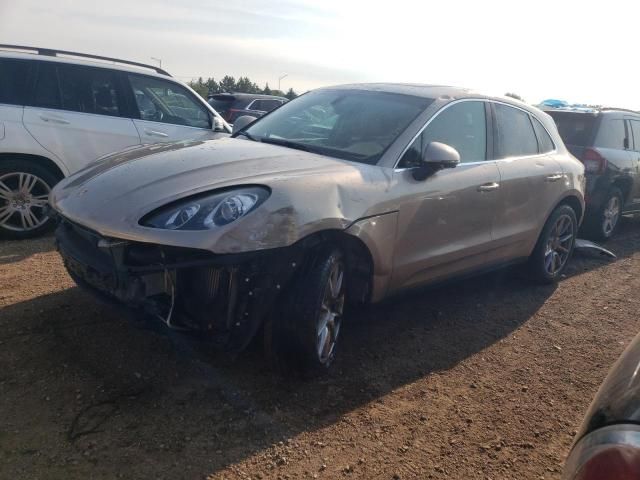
left=51, top=84, right=585, bottom=376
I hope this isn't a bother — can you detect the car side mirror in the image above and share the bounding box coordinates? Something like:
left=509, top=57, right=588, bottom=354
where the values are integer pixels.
left=232, top=115, right=258, bottom=134
left=212, top=116, right=225, bottom=132
left=412, top=142, right=461, bottom=181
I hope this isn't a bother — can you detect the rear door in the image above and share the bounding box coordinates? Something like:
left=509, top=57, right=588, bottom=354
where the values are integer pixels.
left=126, top=74, right=219, bottom=144
left=489, top=103, right=565, bottom=262
left=22, top=62, right=141, bottom=174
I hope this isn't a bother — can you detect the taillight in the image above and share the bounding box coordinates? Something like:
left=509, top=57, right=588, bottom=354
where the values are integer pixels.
left=564, top=426, right=640, bottom=480
left=582, top=148, right=607, bottom=174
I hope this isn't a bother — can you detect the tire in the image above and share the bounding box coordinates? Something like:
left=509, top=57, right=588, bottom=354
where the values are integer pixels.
left=581, top=187, right=623, bottom=242
left=527, top=204, right=577, bottom=284
left=265, top=246, right=346, bottom=378
left=0, top=159, right=61, bottom=240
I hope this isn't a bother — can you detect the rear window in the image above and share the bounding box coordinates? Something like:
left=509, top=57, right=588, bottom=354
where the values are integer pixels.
left=0, top=59, right=30, bottom=105
left=547, top=111, right=596, bottom=147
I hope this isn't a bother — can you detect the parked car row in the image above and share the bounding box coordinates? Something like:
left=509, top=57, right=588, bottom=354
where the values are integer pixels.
left=207, top=92, right=288, bottom=125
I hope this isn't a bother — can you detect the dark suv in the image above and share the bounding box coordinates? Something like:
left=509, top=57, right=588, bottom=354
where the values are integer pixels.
left=207, top=93, right=288, bottom=124
left=546, top=108, right=640, bottom=240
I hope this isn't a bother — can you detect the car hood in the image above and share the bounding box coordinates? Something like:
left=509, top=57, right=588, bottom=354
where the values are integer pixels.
left=51, top=137, right=394, bottom=253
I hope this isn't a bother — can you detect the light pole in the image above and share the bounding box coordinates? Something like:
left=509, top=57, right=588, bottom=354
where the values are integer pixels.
left=278, top=74, right=288, bottom=92
left=151, top=57, right=162, bottom=69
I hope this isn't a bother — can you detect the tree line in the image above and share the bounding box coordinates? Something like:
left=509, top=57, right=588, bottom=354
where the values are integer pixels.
left=188, top=76, right=298, bottom=100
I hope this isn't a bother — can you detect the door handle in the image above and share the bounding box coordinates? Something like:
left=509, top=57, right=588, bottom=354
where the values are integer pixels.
left=545, top=173, right=564, bottom=182
left=477, top=182, right=500, bottom=192
left=39, top=114, right=69, bottom=125
left=144, top=129, right=169, bottom=138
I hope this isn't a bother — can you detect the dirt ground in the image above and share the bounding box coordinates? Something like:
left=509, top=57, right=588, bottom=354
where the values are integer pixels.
left=1, top=219, right=640, bottom=480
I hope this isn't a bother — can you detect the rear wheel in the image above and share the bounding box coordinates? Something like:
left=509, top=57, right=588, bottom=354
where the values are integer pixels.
left=527, top=204, right=577, bottom=284
left=265, top=246, right=346, bottom=378
left=0, top=160, right=61, bottom=240
left=582, top=187, right=623, bottom=242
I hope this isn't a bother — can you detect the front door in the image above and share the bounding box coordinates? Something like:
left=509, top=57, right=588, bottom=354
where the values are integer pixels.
left=390, top=100, right=501, bottom=292
left=22, top=62, right=141, bottom=174
left=126, top=74, right=219, bottom=144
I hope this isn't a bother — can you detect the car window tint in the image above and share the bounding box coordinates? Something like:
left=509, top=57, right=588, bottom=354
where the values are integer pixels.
left=57, top=65, right=121, bottom=116
left=251, top=99, right=282, bottom=112
left=32, top=62, right=61, bottom=109
left=531, top=116, right=555, bottom=153
left=631, top=121, right=640, bottom=152
left=495, top=104, right=538, bottom=158
left=399, top=101, right=487, bottom=167
left=547, top=112, right=596, bottom=147
left=0, top=59, right=30, bottom=105
left=129, top=75, right=210, bottom=128
left=595, top=119, right=627, bottom=150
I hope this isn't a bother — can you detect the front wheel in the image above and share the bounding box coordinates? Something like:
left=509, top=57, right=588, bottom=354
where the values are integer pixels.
left=265, top=246, right=346, bottom=378
left=0, top=160, right=60, bottom=239
left=527, top=204, right=577, bottom=284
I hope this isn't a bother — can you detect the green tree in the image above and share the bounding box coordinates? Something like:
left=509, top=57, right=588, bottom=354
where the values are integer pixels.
left=285, top=87, right=297, bottom=100
left=263, top=83, right=272, bottom=95
left=219, top=75, right=236, bottom=93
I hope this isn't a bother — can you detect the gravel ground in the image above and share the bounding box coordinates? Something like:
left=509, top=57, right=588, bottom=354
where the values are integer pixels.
left=1, top=218, right=640, bottom=480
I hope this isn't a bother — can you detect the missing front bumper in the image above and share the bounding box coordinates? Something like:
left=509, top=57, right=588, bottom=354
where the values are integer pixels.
left=55, top=218, right=304, bottom=352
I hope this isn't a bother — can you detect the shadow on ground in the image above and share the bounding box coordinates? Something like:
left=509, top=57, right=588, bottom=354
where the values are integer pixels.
left=0, top=217, right=638, bottom=479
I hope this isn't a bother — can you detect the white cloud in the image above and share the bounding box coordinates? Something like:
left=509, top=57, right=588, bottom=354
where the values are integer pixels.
left=1, top=0, right=639, bottom=108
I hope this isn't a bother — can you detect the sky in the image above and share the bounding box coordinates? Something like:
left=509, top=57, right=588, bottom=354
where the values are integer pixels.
left=1, top=0, right=638, bottom=109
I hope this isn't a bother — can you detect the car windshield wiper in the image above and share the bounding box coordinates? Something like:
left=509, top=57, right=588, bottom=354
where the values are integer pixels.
left=235, top=131, right=257, bottom=141
left=259, top=137, right=314, bottom=153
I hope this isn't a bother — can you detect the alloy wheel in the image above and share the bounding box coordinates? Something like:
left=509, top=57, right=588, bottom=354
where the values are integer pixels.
left=602, top=195, right=620, bottom=236
left=0, top=172, right=51, bottom=232
left=544, top=213, right=574, bottom=276
left=316, top=257, right=345, bottom=364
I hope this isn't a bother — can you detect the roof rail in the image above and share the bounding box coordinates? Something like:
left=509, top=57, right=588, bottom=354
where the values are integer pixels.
left=600, top=107, right=640, bottom=114
left=0, top=44, right=172, bottom=77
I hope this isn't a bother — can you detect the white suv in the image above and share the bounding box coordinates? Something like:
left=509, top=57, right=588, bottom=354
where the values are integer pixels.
left=0, top=45, right=230, bottom=239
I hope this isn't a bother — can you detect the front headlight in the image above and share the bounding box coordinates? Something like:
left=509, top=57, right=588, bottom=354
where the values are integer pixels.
left=141, top=186, right=270, bottom=230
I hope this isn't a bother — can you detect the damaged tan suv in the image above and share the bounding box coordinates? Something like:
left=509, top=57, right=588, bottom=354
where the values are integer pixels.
left=51, top=84, right=585, bottom=376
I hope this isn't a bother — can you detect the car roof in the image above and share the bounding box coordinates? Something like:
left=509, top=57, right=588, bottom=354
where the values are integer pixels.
left=211, top=93, right=288, bottom=101
left=0, top=48, right=173, bottom=80
left=317, top=83, right=545, bottom=114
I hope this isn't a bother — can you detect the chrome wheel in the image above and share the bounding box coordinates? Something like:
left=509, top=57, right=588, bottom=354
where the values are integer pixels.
left=602, top=195, right=621, bottom=236
left=0, top=172, right=51, bottom=232
left=316, top=258, right=345, bottom=364
left=544, top=213, right=574, bottom=276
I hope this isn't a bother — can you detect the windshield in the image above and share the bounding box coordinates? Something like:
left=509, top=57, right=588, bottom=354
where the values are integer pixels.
left=241, top=89, right=433, bottom=165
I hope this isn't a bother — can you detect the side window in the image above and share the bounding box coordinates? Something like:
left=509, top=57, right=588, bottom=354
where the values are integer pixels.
left=399, top=101, right=487, bottom=168
left=594, top=119, right=627, bottom=150
left=0, top=59, right=30, bottom=106
left=128, top=75, right=211, bottom=129
left=494, top=104, right=539, bottom=158
left=531, top=117, right=555, bottom=153
left=32, top=62, right=62, bottom=109
left=630, top=121, right=640, bottom=152
left=252, top=99, right=282, bottom=112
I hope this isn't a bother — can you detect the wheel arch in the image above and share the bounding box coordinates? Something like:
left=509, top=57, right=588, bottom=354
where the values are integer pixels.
left=611, top=177, right=633, bottom=205
left=295, top=229, right=376, bottom=306
left=0, top=153, right=67, bottom=180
